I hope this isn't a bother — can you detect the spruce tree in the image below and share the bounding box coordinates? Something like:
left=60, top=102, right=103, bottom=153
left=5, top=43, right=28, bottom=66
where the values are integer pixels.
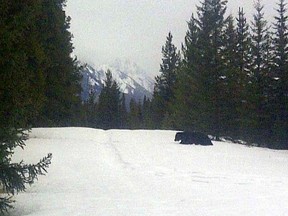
left=271, top=0, right=288, bottom=147
left=249, top=0, right=273, bottom=141
left=142, top=96, right=153, bottom=129
left=128, top=98, right=143, bottom=129
left=193, top=0, right=228, bottom=139
left=0, top=128, right=52, bottom=213
left=221, top=15, right=241, bottom=136
left=0, top=1, right=46, bottom=125
left=234, top=8, right=252, bottom=139
left=182, top=14, right=200, bottom=67
left=0, top=1, right=52, bottom=212
left=97, top=70, right=122, bottom=129
left=172, top=13, right=201, bottom=130
left=153, top=32, right=180, bottom=128
left=36, top=0, right=81, bottom=126
left=119, top=93, right=128, bottom=129
left=83, top=89, right=98, bottom=128
left=235, top=7, right=251, bottom=73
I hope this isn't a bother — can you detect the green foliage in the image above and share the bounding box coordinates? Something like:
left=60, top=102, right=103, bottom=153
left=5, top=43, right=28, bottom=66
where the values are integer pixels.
left=35, top=0, right=82, bottom=126
left=233, top=8, right=253, bottom=138
left=119, top=93, right=128, bottom=129
left=0, top=0, right=82, bottom=128
left=172, top=14, right=201, bottom=131
left=81, top=89, right=98, bottom=128
left=270, top=0, right=288, bottom=147
left=128, top=98, right=143, bottom=129
left=97, top=70, right=122, bottom=129
left=0, top=0, right=84, bottom=212
left=154, top=32, right=181, bottom=102
left=152, top=32, right=180, bottom=127
left=0, top=1, right=46, bottom=127
left=235, top=7, right=251, bottom=73
left=0, top=127, right=52, bottom=214
left=247, top=0, right=273, bottom=141
left=142, top=96, right=154, bottom=129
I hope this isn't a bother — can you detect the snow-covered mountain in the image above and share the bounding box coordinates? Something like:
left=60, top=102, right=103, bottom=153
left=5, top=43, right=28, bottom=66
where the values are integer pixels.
left=81, top=59, right=154, bottom=103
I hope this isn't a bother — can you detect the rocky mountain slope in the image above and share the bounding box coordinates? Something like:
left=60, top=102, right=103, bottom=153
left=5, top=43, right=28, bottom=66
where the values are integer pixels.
left=81, top=59, right=154, bottom=103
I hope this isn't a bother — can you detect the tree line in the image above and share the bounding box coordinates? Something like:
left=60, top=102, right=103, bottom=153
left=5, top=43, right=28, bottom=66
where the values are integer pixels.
left=153, top=0, right=288, bottom=149
left=80, top=70, right=155, bottom=130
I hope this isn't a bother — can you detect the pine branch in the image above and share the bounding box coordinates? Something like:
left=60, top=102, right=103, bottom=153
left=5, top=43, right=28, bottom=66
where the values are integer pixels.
left=0, top=153, right=52, bottom=195
left=0, top=196, right=14, bottom=214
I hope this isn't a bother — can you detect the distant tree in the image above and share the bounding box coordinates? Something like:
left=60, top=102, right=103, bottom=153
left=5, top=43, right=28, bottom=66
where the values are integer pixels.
left=82, top=89, right=98, bottom=128
left=119, top=93, right=128, bottom=129
left=153, top=32, right=180, bottom=127
left=142, top=96, right=153, bottom=129
left=97, top=70, right=122, bottom=129
left=128, top=98, right=143, bottom=129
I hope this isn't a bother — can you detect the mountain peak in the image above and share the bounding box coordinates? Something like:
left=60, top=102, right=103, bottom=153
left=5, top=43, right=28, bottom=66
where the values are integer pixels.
left=81, top=60, right=155, bottom=104
left=112, top=58, right=140, bottom=73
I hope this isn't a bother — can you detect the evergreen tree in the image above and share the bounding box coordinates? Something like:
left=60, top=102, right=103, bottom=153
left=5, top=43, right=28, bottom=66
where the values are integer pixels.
left=182, top=14, right=200, bottom=67
left=0, top=128, right=52, bottom=213
left=172, top=13, right=201, bottom=130
left=0, top=1, right=52, bottom=212
left=232, top=8, right=253, bottom=139
left=0, top=1, right=46, bottom=125
left=155, top=32, right=181, bottom=102
left=36, top=0, right=81, bottom=126
left=193, top=0, right=228, bottom=139
left=97, top=70, right=121, bottom=129
left=221, top=15, right=241, bottom=136
left=142, top=96, right=153, bottom=129
left=119, top=93, right=128, bottom=129
left=235, top=7, right=251, bottom=73
left=83, top=89, right=98, bottom=128
left=128, top=98, right=143, bottom=129
left=271, top=0, right=288, bottom=147
left=153, top=32, right=180, bottom=128
left=249, top=0, right=273, bottom=141
left=172, top=0, right=229, bottom=137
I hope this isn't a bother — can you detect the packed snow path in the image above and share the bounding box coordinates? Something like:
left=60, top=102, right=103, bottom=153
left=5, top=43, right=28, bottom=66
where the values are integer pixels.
left=11, top=128, right=288, bottom=216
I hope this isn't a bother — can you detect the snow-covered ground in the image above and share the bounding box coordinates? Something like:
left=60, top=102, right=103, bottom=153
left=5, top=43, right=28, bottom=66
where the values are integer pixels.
left=10, top=128, right=288, bottom=216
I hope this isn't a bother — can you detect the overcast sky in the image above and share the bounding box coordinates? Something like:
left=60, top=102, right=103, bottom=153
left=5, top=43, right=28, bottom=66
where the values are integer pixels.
left=65, top=0, right=279, bottom=76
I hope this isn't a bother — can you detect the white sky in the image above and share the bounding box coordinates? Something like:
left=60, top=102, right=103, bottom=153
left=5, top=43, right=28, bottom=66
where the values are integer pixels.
left=65, top=0, right=279, bottom=76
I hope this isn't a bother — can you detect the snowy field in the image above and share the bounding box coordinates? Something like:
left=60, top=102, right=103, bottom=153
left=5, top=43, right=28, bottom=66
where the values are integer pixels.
left=10, top=128, right=288, bottom=216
